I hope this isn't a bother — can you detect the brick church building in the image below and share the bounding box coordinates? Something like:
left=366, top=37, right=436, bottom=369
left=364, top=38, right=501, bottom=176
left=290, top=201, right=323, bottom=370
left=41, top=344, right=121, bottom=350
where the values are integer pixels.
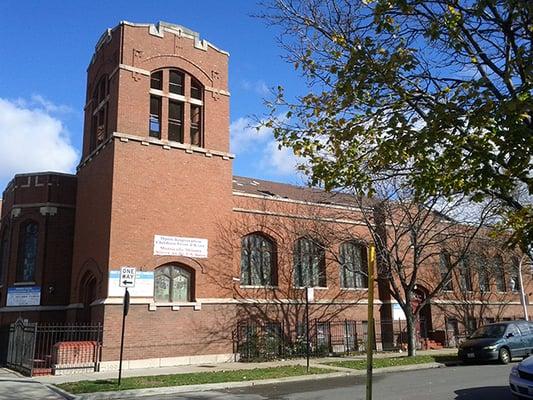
left=0, top=21, right=530, bottom=370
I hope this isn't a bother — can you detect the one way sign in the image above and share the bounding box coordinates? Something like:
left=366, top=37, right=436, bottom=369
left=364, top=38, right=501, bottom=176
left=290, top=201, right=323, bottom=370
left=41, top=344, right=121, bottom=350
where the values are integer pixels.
left=119, top=266, right=136, bottom=288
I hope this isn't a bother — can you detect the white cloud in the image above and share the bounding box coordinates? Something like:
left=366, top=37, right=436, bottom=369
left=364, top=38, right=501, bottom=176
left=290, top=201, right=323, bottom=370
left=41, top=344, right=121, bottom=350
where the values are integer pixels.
left=230, top=116, right=274, bottom=154
left=13, top=95, right=74, bottom=115
left=30, top=94, right=74, bottom=114
left=240, top=79, right=270, bottom=96
left=0, top=97, right=79, bottom=184
left=230, top=115, right=305, bottom=177
left=261, top=140, right=304, bottom=176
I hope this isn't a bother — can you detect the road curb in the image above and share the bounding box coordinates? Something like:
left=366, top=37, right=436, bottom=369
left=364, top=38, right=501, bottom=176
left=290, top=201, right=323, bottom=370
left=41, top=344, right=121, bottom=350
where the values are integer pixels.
left=68, top=372, right=350, bottom=400
left=60, top=361, right=461, bottom=400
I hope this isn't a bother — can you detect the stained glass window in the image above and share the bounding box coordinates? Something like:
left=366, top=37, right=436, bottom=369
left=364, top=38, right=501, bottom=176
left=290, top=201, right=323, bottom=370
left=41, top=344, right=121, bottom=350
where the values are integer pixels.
left=154, top=265, right=192, bottom=302
left=340, top=242, right=368, bottom=289
left=293, top=237, right=326, bottom=287
left=240, top=233, right=276, bottom=286
left=16, top=221, right=38, bottom=282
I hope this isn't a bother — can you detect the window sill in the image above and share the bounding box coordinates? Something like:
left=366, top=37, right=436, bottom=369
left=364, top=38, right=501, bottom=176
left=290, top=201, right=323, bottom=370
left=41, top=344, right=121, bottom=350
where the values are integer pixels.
left=153, top=301, right=198, bottom=307
left=150, top=301, right=202, bottom=311
left=340, top=287, right=368, bottom=291
left=13, top=282, right=36, bottom=286
left=293, top=286, right=328, bottom=290
left=240, top=285, right=279, bottom=289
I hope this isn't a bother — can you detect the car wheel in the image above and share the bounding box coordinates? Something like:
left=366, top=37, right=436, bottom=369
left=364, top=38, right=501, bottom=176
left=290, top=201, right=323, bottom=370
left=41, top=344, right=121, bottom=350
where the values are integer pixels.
left=499, top=347, right=511, bottom=364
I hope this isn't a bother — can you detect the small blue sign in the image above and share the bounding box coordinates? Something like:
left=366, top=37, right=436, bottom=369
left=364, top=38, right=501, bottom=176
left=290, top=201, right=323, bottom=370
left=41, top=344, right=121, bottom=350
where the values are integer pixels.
left=7, top=286, right=41, bottom=306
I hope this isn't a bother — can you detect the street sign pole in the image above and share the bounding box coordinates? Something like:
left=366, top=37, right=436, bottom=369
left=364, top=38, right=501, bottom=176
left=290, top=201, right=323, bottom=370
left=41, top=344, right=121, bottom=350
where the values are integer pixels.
left=117, top=266, right=135, bottom=386
left=366, top=245, right=376, bottom=400
left=118, top=287, right=130, bottom=386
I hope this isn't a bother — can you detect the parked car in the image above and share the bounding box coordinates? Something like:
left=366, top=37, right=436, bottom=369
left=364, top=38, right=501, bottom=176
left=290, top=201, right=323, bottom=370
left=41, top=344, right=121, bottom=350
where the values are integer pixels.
left=458, top=321, right=533, bottom=364
left=510, top=356, right=533, bottom=399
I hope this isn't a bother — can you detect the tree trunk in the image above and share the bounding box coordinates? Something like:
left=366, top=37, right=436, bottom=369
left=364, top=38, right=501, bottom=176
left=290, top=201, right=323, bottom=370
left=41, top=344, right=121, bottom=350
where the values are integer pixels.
left=406, top=315, right=417, bottom=357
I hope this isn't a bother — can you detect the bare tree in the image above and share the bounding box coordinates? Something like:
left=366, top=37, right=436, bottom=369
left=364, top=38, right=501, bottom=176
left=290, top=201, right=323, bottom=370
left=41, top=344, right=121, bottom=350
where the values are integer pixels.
left=353, top=180, right=499, bottom=356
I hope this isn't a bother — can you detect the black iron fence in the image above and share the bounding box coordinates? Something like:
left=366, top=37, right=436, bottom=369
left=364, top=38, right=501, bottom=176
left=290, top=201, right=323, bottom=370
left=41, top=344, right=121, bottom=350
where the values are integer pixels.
left=235, top=319, right=428, bottom=362
left=4, top=318, right=103, bottom=376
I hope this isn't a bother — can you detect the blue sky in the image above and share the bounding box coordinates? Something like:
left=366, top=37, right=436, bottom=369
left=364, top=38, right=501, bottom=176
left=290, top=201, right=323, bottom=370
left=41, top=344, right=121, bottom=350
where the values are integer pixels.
left=0, top=0, right=308, bottom=193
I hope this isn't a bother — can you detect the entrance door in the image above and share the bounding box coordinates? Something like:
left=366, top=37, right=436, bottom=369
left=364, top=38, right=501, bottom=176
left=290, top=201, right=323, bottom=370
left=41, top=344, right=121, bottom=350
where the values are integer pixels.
left=79, top=273, right=97, bottom=323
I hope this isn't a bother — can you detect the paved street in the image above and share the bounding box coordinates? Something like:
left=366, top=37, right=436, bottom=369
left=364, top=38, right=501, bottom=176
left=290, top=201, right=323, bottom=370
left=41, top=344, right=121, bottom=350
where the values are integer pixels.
left=143, top=363, right=516, bottom=400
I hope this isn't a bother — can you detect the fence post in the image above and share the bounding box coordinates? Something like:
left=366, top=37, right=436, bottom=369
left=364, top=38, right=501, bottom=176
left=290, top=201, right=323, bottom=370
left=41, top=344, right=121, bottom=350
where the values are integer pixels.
left=29, top=323, right=37, bottom=377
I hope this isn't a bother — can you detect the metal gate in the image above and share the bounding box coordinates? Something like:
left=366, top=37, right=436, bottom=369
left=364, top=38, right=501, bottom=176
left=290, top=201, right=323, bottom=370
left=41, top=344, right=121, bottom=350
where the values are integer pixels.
left=6, top=318, right=37, bottom=376
left=4, top=318, right=103, bottom=376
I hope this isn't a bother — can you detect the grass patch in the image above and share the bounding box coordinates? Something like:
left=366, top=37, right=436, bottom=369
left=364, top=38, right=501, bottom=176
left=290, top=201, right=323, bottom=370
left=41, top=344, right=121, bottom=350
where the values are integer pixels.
left=323, top=354, right=458, bottom=370
left=57, top=365, right=332, bottom=394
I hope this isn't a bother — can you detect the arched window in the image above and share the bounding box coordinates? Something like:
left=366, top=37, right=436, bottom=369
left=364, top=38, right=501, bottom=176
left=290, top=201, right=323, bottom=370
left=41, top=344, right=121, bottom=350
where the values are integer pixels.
left=148, top=68, right=204, bottom=146
left=90, top=75, right=109, bottom=151
left=476, top=256, right=490, bottom=292
left=16, top=221, right=38, bottom=282
left=240, top=233, right=276, bottom=286
left=293, top=237, right=326, bottom=287
left=154, top=265, right=192, bottom=302
left=510, top=257, right=521, bottom=292
left=0, top=229, right=8, bottom=283
left=459, top=256, right=473, bottom=291
left=339, top=241, right=367, bottom=289
left=439, top=251, right=453, bottom=291
left=149, top=71, right=163, bottom=138
left=494, top=256, right=506, bottom=292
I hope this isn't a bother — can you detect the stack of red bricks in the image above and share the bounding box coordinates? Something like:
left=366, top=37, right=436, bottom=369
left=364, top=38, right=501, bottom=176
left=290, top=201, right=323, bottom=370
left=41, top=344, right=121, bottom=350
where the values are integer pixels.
left=52, top=341, right=98, bottom=375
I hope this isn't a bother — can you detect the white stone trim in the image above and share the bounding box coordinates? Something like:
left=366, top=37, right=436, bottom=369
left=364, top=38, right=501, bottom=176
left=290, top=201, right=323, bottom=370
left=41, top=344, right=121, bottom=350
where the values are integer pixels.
left=90, top=297, right=380, bottom=306
left=119, top=63, right=150, bottom=76
left=205, top=86, right=230, bottom=97
left=118, top=21, right=230, bottom=56
left=431, top=299, right=525, bottom=306
left=11, top=202, right=75, bottom=210
left=232, top=207, right=368, bottom=226
left=0, top=303, right=83, bottom=313
left=77, top=132, right=234, bottom=171
left=232, top=191, right=371, bottom=213
left=112, top=131, right=234, bottom=159
left=99, top=353, right=237, bottom=371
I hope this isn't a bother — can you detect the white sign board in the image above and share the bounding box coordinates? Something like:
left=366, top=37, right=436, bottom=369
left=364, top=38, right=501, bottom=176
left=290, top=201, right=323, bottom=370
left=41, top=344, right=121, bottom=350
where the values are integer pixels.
left=306, top=287, right=315, bottom=302
left=393, top=303, right=406, bottom=320
left=154, top=235, right=208, bottom=258
left=7, top=286, right=41, bottom=306
left=109, top=271, right=154, bottom=297
left=119, top=266, right=136, bottom=288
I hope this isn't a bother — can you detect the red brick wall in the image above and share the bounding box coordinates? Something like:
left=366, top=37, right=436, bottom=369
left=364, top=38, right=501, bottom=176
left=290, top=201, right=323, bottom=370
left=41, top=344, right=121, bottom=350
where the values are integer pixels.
left=70, top=144, right=115, bottom=308
left=0, top=174, right=76, bottom=326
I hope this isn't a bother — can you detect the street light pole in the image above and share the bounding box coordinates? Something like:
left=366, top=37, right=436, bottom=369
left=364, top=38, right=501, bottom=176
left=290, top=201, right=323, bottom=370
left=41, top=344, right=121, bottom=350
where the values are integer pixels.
left=517, top=255, right=529, bottom=321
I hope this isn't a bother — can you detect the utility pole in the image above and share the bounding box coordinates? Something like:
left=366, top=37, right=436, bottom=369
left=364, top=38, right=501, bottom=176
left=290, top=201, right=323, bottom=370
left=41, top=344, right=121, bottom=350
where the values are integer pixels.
left=366, top=245, right=376, bottom=400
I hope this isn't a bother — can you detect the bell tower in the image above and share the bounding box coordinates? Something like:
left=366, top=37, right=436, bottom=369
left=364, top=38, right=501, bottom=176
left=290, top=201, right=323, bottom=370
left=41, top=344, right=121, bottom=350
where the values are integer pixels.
left=70, top=21, right=233, bottom=323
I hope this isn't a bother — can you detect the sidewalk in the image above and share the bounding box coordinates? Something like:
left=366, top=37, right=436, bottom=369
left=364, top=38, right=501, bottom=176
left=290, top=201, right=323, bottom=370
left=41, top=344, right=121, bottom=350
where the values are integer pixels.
left=37, top=348, right=457, bottom=385
left=0, top=368, right=66, bottom=400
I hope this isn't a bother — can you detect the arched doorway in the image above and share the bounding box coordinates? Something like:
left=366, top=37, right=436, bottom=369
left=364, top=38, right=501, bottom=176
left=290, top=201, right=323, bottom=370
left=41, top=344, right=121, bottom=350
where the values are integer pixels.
left=411, top=286, right=432, bottom=338
left=78, top=272, right=97, bottom=323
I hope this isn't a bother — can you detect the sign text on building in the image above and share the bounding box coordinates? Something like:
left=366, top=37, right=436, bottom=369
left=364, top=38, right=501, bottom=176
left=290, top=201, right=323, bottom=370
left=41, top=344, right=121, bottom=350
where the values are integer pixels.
left=153, top=235, right=208, bottom=258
